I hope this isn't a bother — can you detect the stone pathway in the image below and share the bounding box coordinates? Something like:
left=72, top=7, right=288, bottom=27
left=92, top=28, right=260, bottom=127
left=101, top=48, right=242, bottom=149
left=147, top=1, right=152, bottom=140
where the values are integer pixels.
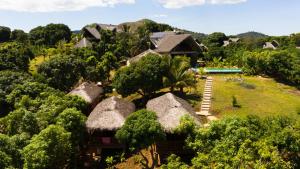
left=196, top=76, right=218, bottom=125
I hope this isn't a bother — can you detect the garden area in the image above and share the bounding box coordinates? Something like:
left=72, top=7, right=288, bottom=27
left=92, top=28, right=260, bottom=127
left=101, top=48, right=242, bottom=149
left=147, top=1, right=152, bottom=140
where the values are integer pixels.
left=208, top=74, right=300, bottom=119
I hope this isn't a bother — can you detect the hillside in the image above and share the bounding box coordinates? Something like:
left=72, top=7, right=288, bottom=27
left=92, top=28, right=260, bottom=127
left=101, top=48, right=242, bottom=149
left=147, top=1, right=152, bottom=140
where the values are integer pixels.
left=237, top=31, right=268, bottom=39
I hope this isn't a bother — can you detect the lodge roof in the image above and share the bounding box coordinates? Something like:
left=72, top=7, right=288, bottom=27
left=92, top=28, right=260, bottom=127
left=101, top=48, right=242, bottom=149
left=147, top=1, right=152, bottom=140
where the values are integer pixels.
left=74, top=37, right=92, bottom=48
left=154, top=34, right=194, bottom=53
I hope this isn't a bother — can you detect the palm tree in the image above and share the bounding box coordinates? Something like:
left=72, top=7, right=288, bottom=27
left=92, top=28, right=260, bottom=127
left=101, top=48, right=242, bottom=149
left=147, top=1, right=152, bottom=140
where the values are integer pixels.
left=163, top=56, right=196, bottom=93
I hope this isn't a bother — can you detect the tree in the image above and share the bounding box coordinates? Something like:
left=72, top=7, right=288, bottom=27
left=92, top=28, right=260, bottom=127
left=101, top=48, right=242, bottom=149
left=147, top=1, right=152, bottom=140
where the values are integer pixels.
left=6, top=81, right=57, bottom=106
left=113, top=54, right=167, bottom=97
left=0, top=42, right=34, bottom=71
left=183, top=116, right=300, bottom=168
left=2, top=108, right=39, bottom=136
left=29, top=24, right=72, bottom=46
left=161, top=154, right=189, bottom=169
left=37, top=54, right=85, bottom=91
left=0, top=133, right=29, bottom=169
left=204, top=32, right=228, bottom=47
left=0, top=26, right=11, bottom=42
left=163, top=56, right=196, bottom=93
left=10, top=29, right=28, bottom=43
left=0, top=71, right=33, bottom=115
left=56, top=108, right=87, bottom=168
left=56, top=108, right=86, bottom=144
left=22, top=125, right=72, bottom=169
left=116, top=109, right=165, bottom=168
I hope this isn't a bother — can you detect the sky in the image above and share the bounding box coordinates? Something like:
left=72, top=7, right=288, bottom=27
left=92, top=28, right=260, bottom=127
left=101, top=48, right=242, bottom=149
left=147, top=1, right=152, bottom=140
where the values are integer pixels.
left=0, top=0, right=299, bottom=36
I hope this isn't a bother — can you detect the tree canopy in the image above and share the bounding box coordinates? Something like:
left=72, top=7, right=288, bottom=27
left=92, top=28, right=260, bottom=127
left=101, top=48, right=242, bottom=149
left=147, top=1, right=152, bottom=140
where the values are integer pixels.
left=22, top=125, right=72, bottom=169
left=0, top=26, right=11, bottom=42
left=29, top=24, right=72, bottom=46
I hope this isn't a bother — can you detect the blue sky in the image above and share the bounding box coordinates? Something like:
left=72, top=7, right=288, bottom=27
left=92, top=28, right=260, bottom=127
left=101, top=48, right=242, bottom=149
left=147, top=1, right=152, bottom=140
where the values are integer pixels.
left=0, top=0, right=299, bottom=36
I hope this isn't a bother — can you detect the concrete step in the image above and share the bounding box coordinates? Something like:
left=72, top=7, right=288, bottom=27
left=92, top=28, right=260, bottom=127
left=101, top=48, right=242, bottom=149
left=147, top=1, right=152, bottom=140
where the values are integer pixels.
left=203, top=99, right=211, bottom=102
left=201, top=104, right=211, bottom=108
left=207, top=116, right=218, bottom=121
left=201, top=103, right=210, bottom=106
left=196, top=111, right=211, bottom=116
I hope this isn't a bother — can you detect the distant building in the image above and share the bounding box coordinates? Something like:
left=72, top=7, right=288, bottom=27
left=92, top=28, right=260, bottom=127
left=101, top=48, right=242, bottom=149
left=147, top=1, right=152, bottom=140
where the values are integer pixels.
left=69, top=82, right=103, bottom=109
left=128, top=32, right=202, bottom=66
left=127, top=49, right=161, bottom=66
left=74, top=37, right=92, bottom=48
left=150, top=32, right=202, bottom=57
left=150, top=31, right=176, bottom=47
left=75, top=24, right=120, bottom=48
left=263, top=40, right=280, bottom=50
left=223, top=38, right=240, bottom=47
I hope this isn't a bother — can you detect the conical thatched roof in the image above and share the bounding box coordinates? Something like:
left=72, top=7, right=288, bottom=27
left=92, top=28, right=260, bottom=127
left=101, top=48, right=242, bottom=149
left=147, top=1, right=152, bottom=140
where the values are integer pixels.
left=69, top=82, right=103, bottom=104
left=146, top=93, right=201, bottom=133
left=86, top=96, right=135, bottom=132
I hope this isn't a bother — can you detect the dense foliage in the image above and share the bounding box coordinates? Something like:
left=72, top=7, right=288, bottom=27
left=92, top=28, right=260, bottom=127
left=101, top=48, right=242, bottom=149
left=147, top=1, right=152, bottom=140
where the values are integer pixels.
left=163, top=56, right=195, bottom=92
left=0, top=43, right=34, bottom=71
left=10, top=29, right=28, bottom=43
left=0, top=21, right=300, bottom=168
left=113, top=54, right=167, bottom=97
left=29, top=24, right=72, bottom=46
left=0, top=26, right=11, bottom=42
left=163, top=116, right=300, bottom=168
left=116, top=109, right=165, bottom=168
left=37, top=54, right=85, bottom=91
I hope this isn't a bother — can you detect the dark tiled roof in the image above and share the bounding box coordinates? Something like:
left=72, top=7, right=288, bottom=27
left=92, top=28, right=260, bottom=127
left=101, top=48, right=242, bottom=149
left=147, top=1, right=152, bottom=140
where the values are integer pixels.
left=154, top=34, right=192, bottom=53
left=85, top=27, right=101, bottom=39
left=74, top=38, right=92, bottom=48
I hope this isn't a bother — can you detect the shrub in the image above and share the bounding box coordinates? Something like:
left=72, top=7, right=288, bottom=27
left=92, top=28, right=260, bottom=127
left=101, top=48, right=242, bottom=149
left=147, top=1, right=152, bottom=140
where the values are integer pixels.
left=232, top=95, right=241, bottom=108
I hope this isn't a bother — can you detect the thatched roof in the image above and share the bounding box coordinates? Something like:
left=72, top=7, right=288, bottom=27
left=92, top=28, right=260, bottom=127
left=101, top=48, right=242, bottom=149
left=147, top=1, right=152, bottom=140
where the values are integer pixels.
left=127, top=49, right=161, bottom=65
left=74, top=38, right=92, bottom=48
left=69, top=82, right=103, bottom=104
left=154, top=34, right=191, bottom=53
left=86, top=97, right=135, bottom=132
left=146, top=93, right=201, bottom=133
left=84, top=27, right=101, bottom=40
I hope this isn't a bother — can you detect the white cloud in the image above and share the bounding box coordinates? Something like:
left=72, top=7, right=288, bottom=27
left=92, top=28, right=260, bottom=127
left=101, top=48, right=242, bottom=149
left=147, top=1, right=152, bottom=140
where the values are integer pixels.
left=0, top=0, right=135, bottom=12
left=153, top=14, right=168, bottom=18
left=158, top=0, right=247, bottom=9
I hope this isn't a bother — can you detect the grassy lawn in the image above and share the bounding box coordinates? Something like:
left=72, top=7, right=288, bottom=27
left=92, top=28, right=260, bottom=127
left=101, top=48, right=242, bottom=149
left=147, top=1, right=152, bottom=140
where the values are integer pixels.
left=29, top=55, right=51, bottom=74
left=210, top=74, right=300, bottom=120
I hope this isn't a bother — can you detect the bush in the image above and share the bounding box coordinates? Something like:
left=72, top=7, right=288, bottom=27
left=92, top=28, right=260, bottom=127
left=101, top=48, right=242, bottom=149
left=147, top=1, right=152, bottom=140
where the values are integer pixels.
left=239, top=82, right=256, bottom=89
left=232, top=95, right=241, bottom=108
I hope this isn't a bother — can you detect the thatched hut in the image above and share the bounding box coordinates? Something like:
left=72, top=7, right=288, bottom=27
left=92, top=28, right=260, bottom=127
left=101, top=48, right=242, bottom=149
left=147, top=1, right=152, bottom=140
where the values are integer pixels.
left=69, top=82, right=103, bottom=109
left=84, top=97, right=135, bottom=162
left=86, top=96, right=135, bottom=133
left=146, top=93, right=200, bottom=133
left=146, top=93, right=201, bottom=159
